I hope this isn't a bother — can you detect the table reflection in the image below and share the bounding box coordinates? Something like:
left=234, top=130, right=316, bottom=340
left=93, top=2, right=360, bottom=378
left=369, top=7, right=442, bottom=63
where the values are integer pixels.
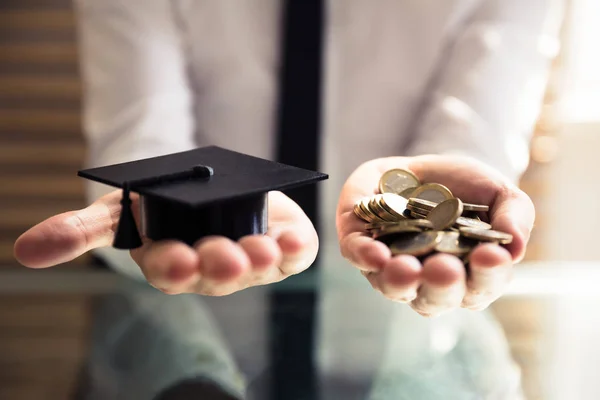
left=3, top=261, right=600, bottom=399
left=65, top=266, right=520, bottom=399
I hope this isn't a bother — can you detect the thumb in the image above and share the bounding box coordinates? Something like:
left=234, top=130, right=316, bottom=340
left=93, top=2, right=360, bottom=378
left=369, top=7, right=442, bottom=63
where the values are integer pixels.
left=489, top=185, right=535, bottom=263
left=14, top=190, right=124, bottom=268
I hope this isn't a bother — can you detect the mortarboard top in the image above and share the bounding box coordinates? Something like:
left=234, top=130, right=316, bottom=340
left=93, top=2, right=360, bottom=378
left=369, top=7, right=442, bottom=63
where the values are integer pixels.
left=78, top=146, right=328, bottom=249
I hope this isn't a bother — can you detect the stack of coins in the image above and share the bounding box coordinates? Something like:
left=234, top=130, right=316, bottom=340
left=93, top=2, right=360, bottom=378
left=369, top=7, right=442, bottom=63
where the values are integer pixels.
left=353, top=168, right=513, bottom=262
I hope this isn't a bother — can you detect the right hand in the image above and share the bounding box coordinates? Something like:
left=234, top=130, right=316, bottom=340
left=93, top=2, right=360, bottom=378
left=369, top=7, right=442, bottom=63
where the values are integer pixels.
left=14, top=190, right=319, bottom=296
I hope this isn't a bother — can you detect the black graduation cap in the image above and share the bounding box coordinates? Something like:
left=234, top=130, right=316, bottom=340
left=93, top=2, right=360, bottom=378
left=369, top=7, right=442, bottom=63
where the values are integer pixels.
left=78, top=146, right=328, bottom=249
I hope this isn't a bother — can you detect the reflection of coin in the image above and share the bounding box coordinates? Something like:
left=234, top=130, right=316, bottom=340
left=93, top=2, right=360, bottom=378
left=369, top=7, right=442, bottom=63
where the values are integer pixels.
left=427, top=198, right=463, bottom=231
left=455, top=216, right=492, bottom=230
left=379, top=169, right=421, bottom=194
left=389, top=231, right=440, bottom=256
left=410, top=183, right=453, bottom=203
left=435, top=231, right=473, bottom=256
left=459, top=227, right=513, bottom=244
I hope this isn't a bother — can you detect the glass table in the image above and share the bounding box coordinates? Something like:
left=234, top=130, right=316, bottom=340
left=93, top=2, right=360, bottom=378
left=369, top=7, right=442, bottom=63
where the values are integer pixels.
left=1, top=255, right=599, bottom=400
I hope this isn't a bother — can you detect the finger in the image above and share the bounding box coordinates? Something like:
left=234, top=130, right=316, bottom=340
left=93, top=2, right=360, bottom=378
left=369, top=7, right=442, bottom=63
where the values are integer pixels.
left=14, top=190, right=123, bottom=268
left=133, top=240, right=200, bottom=295
left=411, top=253, right=466, bottom=317
left=196, top=237, right=252, bottom=284
left=462, top=243, right=513, bottom=310
left=239, top=235, right=283, bottom=284
left=489, top=186, right=535, bottom=262
left=376, top=255, right=422, bottom=302
left=266, top=191, right=319, bottom=276
left=239, top=235, right=281, bottom=272
left=339, top=232, right=391, bottom=272
left=274, top=229, right=318, bottom=276
left=337, top=209, right=391, bottom=272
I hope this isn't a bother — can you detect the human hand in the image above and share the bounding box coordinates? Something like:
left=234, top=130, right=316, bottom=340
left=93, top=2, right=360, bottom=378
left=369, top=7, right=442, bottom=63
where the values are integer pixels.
left=14, top=190, right=318, bottom=296
left=337, top=155, right=534, bottom=317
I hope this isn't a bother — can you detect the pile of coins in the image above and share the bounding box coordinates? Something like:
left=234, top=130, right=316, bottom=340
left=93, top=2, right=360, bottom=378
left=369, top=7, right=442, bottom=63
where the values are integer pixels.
left=353, top=169, right=513, bottom=262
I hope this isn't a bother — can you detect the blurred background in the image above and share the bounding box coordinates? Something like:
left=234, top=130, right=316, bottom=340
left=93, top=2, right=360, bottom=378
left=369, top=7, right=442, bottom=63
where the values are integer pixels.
left=1, top=0, right=600, bottom=399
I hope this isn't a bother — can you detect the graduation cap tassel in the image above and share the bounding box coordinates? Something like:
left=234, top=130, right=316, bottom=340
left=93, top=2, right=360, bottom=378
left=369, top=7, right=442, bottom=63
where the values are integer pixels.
left=113, top=183, right=143, bottom=250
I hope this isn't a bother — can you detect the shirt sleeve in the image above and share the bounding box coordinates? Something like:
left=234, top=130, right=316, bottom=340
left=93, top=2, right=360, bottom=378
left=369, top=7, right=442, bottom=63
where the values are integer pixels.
left=74, top=0, right=196, bottom=279
left=403, top=0, right=565, bottom=183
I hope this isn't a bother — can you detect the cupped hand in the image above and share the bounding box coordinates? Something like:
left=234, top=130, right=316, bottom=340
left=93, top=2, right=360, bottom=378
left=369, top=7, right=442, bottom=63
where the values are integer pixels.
left=14, top=190, right=318, bottom=296
left=337, top=155, right=534, bottom=316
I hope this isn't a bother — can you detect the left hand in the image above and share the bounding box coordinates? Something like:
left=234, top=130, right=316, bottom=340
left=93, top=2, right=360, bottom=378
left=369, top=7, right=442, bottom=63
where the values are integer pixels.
left=337, top=155, right=535, bottom=317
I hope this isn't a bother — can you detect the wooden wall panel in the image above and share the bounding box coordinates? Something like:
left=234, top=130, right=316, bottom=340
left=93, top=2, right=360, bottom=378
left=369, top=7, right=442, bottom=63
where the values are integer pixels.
left=0, top=2, right=91, bottom=398
left=0, top=10, right=75, bottom=32
left=0, top=0, right=89, bottom=269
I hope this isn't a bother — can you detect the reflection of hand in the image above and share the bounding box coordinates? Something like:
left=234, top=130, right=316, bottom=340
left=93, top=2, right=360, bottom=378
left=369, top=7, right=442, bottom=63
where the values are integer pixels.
left=337, top=155, right=534, bottom=317
left=14, top=190, right=318, bottom=296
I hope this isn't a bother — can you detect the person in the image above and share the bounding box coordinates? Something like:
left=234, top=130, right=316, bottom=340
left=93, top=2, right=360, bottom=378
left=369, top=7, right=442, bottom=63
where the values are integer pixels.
left=13, top=0, right=564, bottom=398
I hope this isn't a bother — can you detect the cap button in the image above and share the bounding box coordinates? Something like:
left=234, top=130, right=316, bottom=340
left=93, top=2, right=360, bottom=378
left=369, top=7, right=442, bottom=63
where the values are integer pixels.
left=193, top=165, right=214, bottom=178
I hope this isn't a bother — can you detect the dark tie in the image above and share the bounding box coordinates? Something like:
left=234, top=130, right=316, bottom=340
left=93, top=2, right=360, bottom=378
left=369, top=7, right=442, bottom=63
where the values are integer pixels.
left=270, top=0, right=324, bottom=399
left=275, top=0, right=324, bottom=227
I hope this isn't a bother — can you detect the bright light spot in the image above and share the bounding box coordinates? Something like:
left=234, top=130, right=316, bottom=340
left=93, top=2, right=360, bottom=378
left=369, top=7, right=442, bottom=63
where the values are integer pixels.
left=531, top=135, right=559, bottom=163
left=430, top=324, right=458, bottom=354
left=560, top=0, right=600, bottom=123
left=482, top=27, right=502, bottom=50
left=441, top=96, right=473, bottom=125
left=538, top=35, right=560, bottom=58
left=505, top=134, right=530, bottom=173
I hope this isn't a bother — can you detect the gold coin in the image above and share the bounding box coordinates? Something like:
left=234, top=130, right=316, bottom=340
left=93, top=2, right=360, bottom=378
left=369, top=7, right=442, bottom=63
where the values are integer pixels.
left=357, top=198, right=372, bottom=221
left=455, top=216, right=492, bottom=230
left=406, top=204, right=432, bottom=216
left=379, top=169, right=421, bottom=194
left=427, top=198, right=463, bottom=231
left=459, top=227, right=513, bottom=244
left=435, top=231, right=473, bottom=256
left=370, top=195, right=397, bottom=222
left=389, top=231, right=440, bottom=257
left=408, top=197, right=438, bottom=211
left=379, top=193, right=409, bottom=219
left=354, top=201, right=371, bottom=221
left=410, top=210, right=429, bottom=219
left=360, top=198, right=381, bottom=223
left=463, top=203, right=489, bottom=212
left=365, top=221, right=396, bottom=231
left=379, top=219, right=433, bottom=232
left=410, top=183, right=453, bottom=203
left=399, top=187, right=418, bottom=199
left=373, top=223, right=423, bottom=239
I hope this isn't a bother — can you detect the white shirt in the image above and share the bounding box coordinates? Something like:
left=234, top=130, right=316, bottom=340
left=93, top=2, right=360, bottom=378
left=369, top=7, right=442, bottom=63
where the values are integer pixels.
left=73, top=0, right=564, bottom=277
left=73, top=2, right=565, bottom=395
